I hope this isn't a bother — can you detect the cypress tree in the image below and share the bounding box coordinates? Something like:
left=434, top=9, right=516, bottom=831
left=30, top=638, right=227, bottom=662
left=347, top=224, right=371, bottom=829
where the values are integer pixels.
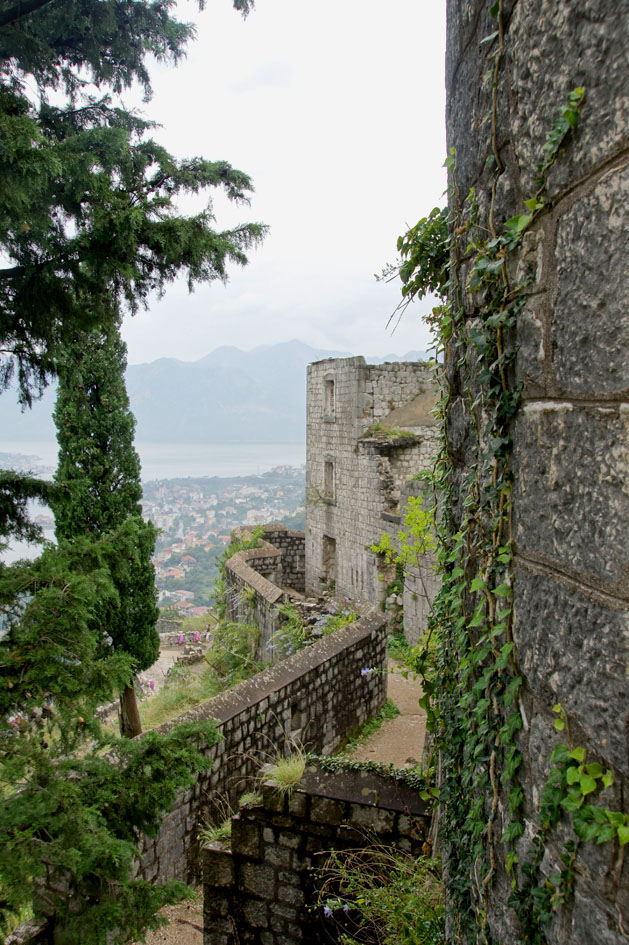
left=53, top=320, right=159, bottom=737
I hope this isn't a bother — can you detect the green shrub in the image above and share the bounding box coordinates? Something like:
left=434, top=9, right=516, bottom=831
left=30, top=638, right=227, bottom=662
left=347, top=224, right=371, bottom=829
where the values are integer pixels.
left=318, top=846, right=445, bottom=945
left=205, top=620, right=260, bottom=681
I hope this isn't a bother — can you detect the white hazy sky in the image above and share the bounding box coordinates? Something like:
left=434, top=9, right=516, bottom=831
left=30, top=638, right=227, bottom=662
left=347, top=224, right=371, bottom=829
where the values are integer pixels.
left=120, top=0, right=447, bottom=365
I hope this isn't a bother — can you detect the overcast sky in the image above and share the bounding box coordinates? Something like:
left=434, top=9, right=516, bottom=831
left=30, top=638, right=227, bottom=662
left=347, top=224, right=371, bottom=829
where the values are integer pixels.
left=120, top=0, right=447, bottom=365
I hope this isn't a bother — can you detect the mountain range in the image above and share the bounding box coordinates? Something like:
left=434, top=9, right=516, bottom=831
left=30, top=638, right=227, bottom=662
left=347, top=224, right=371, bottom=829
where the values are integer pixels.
left=0, top=341, right=429, bottom=445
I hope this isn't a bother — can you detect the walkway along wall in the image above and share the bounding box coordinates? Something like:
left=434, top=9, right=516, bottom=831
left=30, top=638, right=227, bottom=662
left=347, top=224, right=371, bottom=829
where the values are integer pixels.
left=444, top=1, right=628, bottom=942
left=137, top=609, right=387, bottom=886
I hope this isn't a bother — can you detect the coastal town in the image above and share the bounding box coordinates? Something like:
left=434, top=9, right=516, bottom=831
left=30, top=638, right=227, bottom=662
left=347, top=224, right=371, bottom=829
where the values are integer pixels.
left=143, top=465, right=306, bottom=613
left=1, top=452, right=305, bottom=616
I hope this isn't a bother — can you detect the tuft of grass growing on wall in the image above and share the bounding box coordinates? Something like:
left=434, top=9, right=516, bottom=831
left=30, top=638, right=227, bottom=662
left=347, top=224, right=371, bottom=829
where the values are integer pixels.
left=263, top=748, right=306, bottom=795
left=197, top=818, right=231, bottom=846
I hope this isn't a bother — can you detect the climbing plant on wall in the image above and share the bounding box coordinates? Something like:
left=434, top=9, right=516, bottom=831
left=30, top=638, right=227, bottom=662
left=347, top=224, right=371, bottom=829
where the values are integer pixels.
left=387, top=2, right=627, bottom=941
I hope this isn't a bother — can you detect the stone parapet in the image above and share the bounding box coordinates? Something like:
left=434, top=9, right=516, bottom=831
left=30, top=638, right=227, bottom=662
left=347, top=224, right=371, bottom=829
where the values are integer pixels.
left=225, top=526, right=306, bottom=658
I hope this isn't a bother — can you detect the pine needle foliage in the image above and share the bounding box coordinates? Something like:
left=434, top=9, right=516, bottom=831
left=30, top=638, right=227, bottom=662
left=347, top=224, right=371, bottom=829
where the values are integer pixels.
left=0, top=0, right=266, bottom=404
left=0, top=532, right=224, bottom=943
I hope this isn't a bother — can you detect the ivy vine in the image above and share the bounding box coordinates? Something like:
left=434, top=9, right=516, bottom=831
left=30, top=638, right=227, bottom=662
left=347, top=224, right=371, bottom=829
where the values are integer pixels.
left=384, top=2, right=625, bottom=941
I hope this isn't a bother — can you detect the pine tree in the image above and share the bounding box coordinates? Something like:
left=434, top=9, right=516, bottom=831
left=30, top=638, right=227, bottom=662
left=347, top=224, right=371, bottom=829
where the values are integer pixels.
left=53, top=320, right=159, bottom=737
left=0, top=0, right=263, bottom=406
left=0, top=531, right=220, bottom=942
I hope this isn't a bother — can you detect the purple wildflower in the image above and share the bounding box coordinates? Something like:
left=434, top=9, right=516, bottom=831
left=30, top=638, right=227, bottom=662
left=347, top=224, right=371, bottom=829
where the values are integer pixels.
left=323, top=905, right=333, bottom=918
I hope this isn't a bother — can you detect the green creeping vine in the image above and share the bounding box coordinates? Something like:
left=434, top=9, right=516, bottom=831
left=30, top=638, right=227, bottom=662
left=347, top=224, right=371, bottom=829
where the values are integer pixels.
left=386, top=4, right=626, bottom=940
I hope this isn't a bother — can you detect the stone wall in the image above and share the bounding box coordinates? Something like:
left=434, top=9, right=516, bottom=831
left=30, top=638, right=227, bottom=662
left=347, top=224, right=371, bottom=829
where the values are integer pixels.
left=7, top=611, right=386, bottom=945
left=136, top=609, right=387, bottom=887
left=446, top=1, right=628, bottom=941
left=203, top=763, right=431, bottom=945
left=305, top=357, right=439, bottom=642
left=225, top=526, right=306, bottom=658
left=262, top=526, right=305, bottom=593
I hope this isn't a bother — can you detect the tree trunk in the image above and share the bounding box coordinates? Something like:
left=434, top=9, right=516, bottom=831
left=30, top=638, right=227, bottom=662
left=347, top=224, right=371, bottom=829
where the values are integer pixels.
left=119, top=682, right=143, bottom=738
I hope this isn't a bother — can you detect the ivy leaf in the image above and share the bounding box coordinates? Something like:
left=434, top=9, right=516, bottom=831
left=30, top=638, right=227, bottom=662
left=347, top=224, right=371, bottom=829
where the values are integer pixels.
left=595, top=823, right=616, bottom=844
left=492, top=583, right=511, bottom=597
left=569, top=747, right=586, bottom=763
left=604, top=810, right=626, bottom=827
left=550, top=743, right=571, bottom=764
left=602, top=771, right=614, bottom=789
left=579, top=774, right=598, bottom=795
left=469, top=605, right=486, bottom=628
left=566, top=766, right=581, bottom=785
left=618, top=825, right=629, bottom=846
left=505, top=213, right=533, bottom=235
left=524, top=196, right=544, bottom=212
left=574, top=819, right=601, bottom=843
left=470, top=577, right=485, bottom=592
left=585, top=762, right=603, bottom=778
left=560, top=792, right=584, bottom=813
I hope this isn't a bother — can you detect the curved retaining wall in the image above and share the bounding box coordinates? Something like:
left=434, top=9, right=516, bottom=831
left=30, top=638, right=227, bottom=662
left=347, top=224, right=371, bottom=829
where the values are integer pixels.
left=225, top=526, right=306, bottom=657
left=7, top=611, right=387, bottom=945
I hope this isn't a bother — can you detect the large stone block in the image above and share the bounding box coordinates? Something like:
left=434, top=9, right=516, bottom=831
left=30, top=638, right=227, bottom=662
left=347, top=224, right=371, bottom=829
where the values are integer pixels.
left=513, top=403, right=629, bottom=588
left=513, top=564, right=629, bottom=773
left=241, top=863, right=276, bottom=898
left=508, top=0, right=628, bottom=199
left=553, top=165, right=629, bottom=395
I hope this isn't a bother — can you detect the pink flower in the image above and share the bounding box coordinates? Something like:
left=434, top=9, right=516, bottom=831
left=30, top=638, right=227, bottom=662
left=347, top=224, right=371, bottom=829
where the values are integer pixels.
left=149, top=679, right=155, bottom=691
left=178, top=633, right=184, bottom=645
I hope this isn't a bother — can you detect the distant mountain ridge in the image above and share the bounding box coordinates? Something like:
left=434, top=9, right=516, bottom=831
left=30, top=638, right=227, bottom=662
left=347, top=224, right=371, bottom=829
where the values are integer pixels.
left=0, top=341, right=430, bottom=445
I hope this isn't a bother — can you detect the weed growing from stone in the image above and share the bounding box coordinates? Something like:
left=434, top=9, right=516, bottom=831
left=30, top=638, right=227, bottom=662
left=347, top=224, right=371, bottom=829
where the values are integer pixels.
left=263, top=748, right=307, bottom=796
left=269, top=602, right=358, bottom=657
left=317, top=844, right=445, bottom=945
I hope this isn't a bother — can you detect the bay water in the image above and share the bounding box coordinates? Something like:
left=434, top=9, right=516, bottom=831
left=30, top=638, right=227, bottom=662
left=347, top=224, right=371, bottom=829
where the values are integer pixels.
left=1, top=440, right=306, bottom=563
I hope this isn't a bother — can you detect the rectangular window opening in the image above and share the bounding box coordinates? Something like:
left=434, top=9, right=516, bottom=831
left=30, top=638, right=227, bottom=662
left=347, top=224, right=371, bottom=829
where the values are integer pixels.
left=324, top=378, right=335, bottom=417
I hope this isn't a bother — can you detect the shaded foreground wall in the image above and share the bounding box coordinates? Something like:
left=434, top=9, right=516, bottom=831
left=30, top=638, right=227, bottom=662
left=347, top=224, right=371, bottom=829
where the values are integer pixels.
left=203, top=764, right=432, bottom=945
left=447, top=1, right=628, bottom=941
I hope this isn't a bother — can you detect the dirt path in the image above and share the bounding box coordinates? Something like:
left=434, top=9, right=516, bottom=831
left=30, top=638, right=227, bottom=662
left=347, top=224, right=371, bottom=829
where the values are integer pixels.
left=132, top=896, right=203, bottom=945
left=135, top=658, right=425, bottom=944
left=346, top=658, right=426, bottom=767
